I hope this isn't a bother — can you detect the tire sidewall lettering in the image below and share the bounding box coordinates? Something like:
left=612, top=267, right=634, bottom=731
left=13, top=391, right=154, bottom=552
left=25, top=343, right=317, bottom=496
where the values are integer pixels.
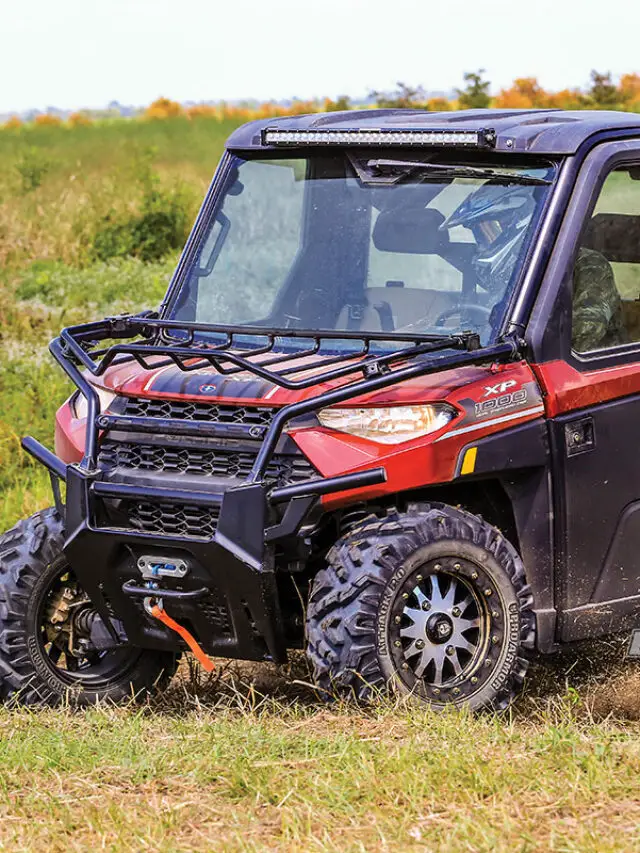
left=490, top=603, right=521, bottom=691
left=378, top=566, right=406, bottom=656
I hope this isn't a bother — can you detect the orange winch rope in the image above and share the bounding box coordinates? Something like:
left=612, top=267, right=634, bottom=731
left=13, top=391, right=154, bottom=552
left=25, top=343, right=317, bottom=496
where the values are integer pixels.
left=150, top=604, right=215, bottom=672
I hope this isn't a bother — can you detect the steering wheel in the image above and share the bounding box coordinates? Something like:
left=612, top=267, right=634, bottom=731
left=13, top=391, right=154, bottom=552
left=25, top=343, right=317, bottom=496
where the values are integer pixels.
left=434, top=303, right=492, bottom=328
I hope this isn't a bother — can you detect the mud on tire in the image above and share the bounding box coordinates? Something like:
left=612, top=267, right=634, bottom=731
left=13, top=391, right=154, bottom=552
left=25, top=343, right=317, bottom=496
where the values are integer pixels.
left=306, top=502, right=535, bottom=711
left=0, top=508, right=179, bottom=706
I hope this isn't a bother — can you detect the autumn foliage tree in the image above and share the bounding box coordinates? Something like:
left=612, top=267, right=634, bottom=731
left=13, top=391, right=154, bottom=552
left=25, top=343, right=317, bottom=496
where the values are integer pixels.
left=371, top=82, right=428, bottom=109
left=456, top=70, right=491, bottom=109
left=619, top=73, right=640, bottom=110
left=145, top=97, right=183, bottom=119
left=68, top=112, right=92, bottom=127
left=494, top=78, right=548, bottom=109
left=587, top=71, right=620, bottom=109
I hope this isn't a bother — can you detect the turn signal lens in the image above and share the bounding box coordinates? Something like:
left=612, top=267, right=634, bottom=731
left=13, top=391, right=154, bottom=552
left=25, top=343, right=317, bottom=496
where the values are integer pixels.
left=317, top=405, right=455, bottom=445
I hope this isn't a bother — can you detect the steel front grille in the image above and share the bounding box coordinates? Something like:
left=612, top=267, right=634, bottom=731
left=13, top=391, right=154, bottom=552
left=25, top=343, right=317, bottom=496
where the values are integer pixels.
left=127, top=501, right=220, bottom=538
left=98, top=396, right=318, bottom=540
left=122, top=397, right=274, bottom=427
left=98, top=440, right=316, bottom=486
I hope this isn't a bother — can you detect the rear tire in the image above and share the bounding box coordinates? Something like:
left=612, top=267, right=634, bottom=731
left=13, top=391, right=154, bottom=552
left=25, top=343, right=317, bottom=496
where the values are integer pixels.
left=306, top=503, right=535, bottom=711
left=0, top=508, right=179, bottom=706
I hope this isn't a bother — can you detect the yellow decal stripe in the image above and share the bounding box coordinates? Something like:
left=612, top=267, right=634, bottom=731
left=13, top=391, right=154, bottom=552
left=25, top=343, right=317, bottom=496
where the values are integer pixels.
left=460, top=447, right=477, bottom=476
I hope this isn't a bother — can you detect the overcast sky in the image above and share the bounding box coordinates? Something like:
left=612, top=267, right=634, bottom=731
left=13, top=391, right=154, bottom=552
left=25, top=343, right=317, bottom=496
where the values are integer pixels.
left=2, top=0, right=639, bottom=113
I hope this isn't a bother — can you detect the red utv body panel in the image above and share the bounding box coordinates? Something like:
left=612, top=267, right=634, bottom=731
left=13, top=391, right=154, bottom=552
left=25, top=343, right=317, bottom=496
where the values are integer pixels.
left=55, top=358, right=545, bottom=509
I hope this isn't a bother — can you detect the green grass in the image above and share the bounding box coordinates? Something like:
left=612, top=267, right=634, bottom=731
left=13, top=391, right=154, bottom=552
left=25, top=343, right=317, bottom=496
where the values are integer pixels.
left=0, top=658, right=638, bottom=852
left=0, top=257, right=176, bottom=530
left=0, top=116, right=238, bottom=268
left=2, top=114, right=640, bottom=853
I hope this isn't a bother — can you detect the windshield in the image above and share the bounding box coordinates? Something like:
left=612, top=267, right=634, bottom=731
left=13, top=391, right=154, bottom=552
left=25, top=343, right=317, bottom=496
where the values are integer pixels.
left=168, top=152, right=555, bottom=345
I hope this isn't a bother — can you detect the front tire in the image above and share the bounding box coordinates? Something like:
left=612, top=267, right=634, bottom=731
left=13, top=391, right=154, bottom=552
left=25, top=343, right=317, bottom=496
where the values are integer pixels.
left=306, top=503, right=535, bottom=711
left=0, top=508, right=179, bottom=706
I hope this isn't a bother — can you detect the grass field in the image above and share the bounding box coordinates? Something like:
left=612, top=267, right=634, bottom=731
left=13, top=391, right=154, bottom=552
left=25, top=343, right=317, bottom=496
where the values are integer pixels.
left=1, top=117, right=640, bottom=852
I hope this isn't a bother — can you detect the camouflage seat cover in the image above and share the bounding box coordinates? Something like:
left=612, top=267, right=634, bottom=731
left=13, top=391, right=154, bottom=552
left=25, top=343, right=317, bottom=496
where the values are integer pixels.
left=572, top=247, right=625, bottom=353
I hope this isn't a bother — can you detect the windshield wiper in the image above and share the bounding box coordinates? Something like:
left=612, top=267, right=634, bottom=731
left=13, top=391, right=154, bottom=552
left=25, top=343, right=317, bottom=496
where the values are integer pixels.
left=366, top=159, right=552, bottom=185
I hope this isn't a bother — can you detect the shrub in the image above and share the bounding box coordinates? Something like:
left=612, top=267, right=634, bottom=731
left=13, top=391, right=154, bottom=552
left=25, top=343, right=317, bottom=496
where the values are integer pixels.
left=34, top=113, right=63, bottom=127
left=91, top=153, right=190, bottom=263
left=15, top=147, right=52, bottom=192
left=68, top=111, right=92, bottom=127
left=426, top=97, right=452, bottom=111
left=323, top=95, right=351, bottom=112
left=145, top=97, right=184, bottom=119
left=185, top=104, right=218, bottom=119
left=3, top=116, right=23, bottom=130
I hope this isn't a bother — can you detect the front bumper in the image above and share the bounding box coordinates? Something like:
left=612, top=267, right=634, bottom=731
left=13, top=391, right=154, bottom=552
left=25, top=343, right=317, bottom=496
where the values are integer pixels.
left=24, top=437, right=384, bottom=662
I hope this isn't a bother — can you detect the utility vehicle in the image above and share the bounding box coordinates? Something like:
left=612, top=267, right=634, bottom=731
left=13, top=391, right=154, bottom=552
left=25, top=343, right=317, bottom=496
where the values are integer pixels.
left=4, top=108, right=640, bottom=710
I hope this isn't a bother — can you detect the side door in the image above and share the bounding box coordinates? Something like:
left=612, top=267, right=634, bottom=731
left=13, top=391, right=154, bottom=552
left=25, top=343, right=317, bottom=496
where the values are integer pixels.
left=532, top=141, right=640, bottom=641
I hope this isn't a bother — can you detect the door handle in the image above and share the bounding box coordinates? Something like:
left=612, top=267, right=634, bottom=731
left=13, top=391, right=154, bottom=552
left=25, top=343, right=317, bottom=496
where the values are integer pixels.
left=565, top=416, right=595, bottom=457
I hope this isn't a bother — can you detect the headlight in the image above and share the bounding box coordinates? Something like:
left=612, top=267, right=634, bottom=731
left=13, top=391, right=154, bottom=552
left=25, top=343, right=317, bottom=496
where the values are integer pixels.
left=71, top=387, right=117, bottom=420
left=317, top=404, right=456, bottom=445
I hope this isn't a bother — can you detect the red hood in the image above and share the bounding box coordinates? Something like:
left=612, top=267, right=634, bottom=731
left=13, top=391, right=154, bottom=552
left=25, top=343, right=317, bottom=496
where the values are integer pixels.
left=97, top=352, right=522, bottom=407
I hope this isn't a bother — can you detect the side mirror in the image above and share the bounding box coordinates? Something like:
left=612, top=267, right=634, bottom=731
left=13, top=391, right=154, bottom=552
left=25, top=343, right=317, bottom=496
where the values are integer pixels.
left=195, top=212, right=230, bottom=277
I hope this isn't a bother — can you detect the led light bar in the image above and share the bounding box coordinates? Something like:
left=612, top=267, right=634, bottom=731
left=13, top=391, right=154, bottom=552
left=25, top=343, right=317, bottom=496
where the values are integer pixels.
left=262, top=127, right=496, bottom=148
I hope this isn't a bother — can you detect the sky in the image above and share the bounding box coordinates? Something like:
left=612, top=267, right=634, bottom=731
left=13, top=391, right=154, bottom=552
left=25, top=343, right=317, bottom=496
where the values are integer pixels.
left=2, top=0, right=640, bottom=113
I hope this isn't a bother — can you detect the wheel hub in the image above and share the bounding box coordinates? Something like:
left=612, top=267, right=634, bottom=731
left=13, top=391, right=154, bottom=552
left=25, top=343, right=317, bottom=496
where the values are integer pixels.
left=43, top=574, right=95, bottom=662
left=425, top=612, right=454, bottom=644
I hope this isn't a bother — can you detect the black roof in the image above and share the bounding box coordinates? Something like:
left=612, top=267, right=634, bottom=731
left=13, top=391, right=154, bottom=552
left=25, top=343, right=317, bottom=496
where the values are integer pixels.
left=226, top=108, right=640, bottom=155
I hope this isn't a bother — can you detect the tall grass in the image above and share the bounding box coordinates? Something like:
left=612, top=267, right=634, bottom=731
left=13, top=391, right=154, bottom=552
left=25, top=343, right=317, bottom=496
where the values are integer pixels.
left=0, top=116, right=239, bottom=268
left=0, top=116, right=245, bottom=528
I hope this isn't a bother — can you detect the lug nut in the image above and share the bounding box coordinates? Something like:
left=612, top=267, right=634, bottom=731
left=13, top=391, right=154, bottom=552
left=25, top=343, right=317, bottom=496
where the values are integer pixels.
left=452, top=687, right=460, bottom=696
left=402, top=592, right=409, bottom=600
left=452, top=607, right=461, bottom=617
left=421, top=601, right=431, bottom=611
left=491, top=636, right=499, bottom=645
left=394, top=615, right=402, bottom=624
left=434, top=563, right=442, bottom=571
left=471, top=676, right=478, bottom=684
left=484, top=588, right=492, bottom=597
left=416, top=574, right=423, bottom=582
left=416, top=639, right=425, bottom=650
left=433, top=688, right=441, bottom=695
left=446, top=645, right=455, bottom=656
left=484, top=658, right=492, bottom=667
left=453, top=563, right=462, bottom=571
left=492, top=610, right=500, bottom=619
left=471, top=571, right=479, bottom=580
left=402, top=662, right=409, bottom=670
left=394, top=640, right=402, bottom=648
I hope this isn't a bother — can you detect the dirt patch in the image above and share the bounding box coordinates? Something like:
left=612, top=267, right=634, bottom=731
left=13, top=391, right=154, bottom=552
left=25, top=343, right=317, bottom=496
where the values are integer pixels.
left=162, top=641, right=640, bottom=721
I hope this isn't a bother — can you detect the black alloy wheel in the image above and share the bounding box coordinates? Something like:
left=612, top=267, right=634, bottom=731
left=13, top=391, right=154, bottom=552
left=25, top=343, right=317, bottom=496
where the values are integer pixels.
left=306, top=503, right=535, bottom=711
left=0, top=508, right=179, bottom=706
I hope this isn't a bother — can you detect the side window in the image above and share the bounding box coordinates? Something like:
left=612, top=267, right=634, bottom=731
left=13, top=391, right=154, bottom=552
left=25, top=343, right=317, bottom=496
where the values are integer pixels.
left=572, top=166, right=640, bottom=353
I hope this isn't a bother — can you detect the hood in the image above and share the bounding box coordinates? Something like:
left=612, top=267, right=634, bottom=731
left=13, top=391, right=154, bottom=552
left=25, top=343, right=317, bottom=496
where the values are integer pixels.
left=96, top=350, right=530, bottom=408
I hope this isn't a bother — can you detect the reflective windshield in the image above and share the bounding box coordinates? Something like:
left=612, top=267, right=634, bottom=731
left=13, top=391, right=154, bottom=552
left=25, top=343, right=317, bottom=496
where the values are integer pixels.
left=168, top=152, right=554, bottom=344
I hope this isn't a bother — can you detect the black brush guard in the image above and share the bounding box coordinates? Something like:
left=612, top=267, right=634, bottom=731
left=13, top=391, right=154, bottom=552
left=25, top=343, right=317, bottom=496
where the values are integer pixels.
left=23, top=313, right=518, bottom=662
